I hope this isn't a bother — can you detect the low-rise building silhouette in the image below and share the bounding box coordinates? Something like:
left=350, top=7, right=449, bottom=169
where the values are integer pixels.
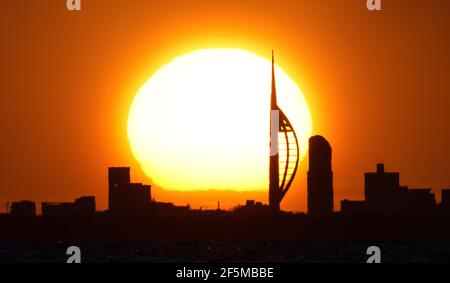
left=42, top=196, right=95, bottom=218
left=152, top=201, right=190, bottom=218
left=307, top=135, right=333, bottom=216
left=233, top=199, right=273, bottom=217
left=10, top=201, right=36, bottom=218
left=108, top=167, right=151, bottom=216
left=340, top=200, right=366, bottom=215
left=342, top=163, right=437, bottom=215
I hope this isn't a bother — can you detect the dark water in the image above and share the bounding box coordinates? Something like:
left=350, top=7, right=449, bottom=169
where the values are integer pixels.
left=1, top=240, right=450, bottom=263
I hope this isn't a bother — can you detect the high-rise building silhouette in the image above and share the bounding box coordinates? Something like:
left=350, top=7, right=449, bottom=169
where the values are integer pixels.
left=365, top=163, right=399, bottom=204
left=268, top=51, right=300, bottom=210
left=307, top=135, right=333, bottom=216
left=108, top=167, right=151, bottom=216
left=108, top=167, right=130, bottom=213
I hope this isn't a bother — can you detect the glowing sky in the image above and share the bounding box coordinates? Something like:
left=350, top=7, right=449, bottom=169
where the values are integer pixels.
left=1, top=0, right=449, bottom=212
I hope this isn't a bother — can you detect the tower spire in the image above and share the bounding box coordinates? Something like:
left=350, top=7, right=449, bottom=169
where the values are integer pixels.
left=268, top=50, right=300, bottom=211
left=271, top=50, right=278, bottom=109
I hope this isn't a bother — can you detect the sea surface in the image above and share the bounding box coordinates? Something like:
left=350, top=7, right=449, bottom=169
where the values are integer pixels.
left=1, top=240, right=450, bottom=263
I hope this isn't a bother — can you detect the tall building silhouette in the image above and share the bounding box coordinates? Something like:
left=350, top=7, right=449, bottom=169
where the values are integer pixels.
left=108, top=167, right=151, bottom=216
left=268, top=51, right=300, bottom=210
left=365, top=163, right=399, bottom=204
left=307, top=135, right=333, bottom=216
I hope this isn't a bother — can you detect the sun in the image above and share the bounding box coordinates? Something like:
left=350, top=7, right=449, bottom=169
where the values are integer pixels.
left=127, top=48, right=312, bottom=191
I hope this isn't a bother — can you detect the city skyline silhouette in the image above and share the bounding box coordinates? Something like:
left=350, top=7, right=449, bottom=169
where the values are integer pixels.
left=1, top=1, right=449, bottom=214
left=3, top=50, right=448, bottom=217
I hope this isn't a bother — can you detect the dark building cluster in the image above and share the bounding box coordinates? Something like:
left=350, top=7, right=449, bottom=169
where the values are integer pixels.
left=304, top=136, right=450, bottom=217
left=233, top=200, right=271, bottom=216
left=5, top=134, right=450, bottom=219
left=5, top=132, right=450, bottom=220
left=6, top=167, right=198, bottom=219
left=108, top=167, right=192, bottom=218
left=8, top=196, right=95, bottom=218
left=341, top=163, right=449, bottom=215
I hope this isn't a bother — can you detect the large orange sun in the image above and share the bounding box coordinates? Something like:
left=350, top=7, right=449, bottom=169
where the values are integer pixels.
left=127, top=49, right=312, bottom=191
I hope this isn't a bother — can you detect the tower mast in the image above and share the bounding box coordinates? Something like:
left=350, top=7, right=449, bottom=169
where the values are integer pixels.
left=268, top=51, right=301, bottom=211
left=269, top=51, right=280, bottom=210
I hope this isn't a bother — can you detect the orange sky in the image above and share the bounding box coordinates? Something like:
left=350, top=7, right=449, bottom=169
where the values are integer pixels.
left=1, top=0, right=449, bottom=212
